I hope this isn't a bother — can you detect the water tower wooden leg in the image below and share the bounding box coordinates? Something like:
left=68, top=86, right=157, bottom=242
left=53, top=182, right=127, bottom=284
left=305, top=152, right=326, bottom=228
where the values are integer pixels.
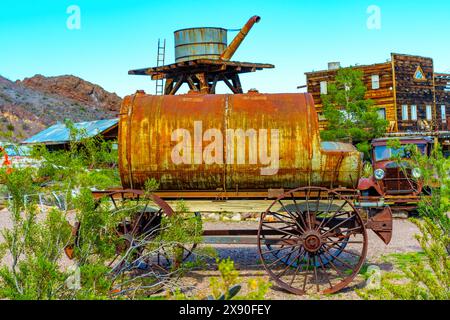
left=186, top=75, right=199, bottom=91
left=231, top=74, right=243, bottom=93
left=164, top=78, right=174, bottom=95
left=169, top=75, right=185, bottom=95
left=196, top=73, right=209, bottom=94
left=210, top=74, right=220, bottom=94
left=222, top=74, right=240, bottom=94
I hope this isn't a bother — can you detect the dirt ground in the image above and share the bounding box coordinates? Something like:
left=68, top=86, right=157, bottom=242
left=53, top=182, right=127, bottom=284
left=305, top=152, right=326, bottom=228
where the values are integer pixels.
left=0, top=207, right=421, bottom=300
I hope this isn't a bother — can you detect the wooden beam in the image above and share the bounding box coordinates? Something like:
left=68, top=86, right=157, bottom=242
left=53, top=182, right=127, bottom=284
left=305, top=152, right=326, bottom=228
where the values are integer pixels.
left=210, top=75, right=220, bottom=94
left=221, top=74, right=240, bottom=94
left=169, top=75, right=185, bottom=95
left=186, top=75, right=199, bottom=91
left=231, top=74, right=243, bottom=94
left=164, top=78, right=174, bottom=95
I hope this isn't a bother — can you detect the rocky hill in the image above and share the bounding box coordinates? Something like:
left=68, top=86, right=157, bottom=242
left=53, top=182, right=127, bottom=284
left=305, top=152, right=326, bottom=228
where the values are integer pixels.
left=0, top=75, right=122, bottom=142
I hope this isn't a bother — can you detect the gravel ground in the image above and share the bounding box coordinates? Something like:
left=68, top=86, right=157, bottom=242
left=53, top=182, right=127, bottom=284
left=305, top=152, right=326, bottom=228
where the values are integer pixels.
left=179, top=220, right=421, bottom=300
left=0, top=208, right=421, bottom=300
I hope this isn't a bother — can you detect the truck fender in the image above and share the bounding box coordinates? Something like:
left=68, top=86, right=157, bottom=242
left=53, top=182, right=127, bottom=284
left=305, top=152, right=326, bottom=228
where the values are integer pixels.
left=358, top=177, right=383, bottom=196
left=366, top=206, right=393, bottom=245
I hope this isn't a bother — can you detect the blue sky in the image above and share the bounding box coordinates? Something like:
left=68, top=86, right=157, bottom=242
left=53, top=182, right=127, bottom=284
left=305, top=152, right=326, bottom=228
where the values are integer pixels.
left=1, top=0, right=449, bottom=97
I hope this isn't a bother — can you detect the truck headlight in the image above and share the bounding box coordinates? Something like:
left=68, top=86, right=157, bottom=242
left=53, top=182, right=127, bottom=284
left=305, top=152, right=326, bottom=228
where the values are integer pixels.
left=412, top=168, right=422, bottom=179
left=374, top=169, right=385, bottom=180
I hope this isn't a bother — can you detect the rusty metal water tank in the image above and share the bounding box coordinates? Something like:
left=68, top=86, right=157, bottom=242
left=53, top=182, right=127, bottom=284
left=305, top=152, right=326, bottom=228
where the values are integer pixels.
left=118, top=92, right=362, bottom=191
left=174, top=27, right=228, bottom=62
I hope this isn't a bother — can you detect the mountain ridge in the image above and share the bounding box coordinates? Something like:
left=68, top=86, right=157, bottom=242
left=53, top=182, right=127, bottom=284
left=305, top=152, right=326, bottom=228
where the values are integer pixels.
left=0, top=74, right=122, bottom=142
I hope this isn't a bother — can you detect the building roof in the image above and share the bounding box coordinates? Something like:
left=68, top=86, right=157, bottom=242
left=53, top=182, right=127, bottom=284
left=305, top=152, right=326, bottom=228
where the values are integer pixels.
left=304, top=53, right=440, bottom=76
left=23, top=119, right=119, bottom=145
left=305, top=61, right=391, bottom=76
left=371, top=136, right=434, bottom=146
left=435, top=73, right=450, bottom=79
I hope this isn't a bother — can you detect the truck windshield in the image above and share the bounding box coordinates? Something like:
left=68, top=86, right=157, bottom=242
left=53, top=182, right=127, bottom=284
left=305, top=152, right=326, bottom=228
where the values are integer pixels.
left=374, top=144, right=426, bottom=161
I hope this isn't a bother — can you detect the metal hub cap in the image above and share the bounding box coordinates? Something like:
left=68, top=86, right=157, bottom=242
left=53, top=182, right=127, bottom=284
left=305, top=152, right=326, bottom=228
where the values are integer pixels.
left=303, top=231, right=322, bottom=253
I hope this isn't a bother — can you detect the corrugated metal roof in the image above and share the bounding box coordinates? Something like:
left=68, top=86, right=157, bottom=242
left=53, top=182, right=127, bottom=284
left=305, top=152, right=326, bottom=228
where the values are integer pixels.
left=23, top=119, right=119, bottom=145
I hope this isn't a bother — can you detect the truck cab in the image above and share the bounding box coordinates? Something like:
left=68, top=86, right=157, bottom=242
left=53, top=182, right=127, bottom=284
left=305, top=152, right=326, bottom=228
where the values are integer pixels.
left=358, top=136, right=433, bottom=212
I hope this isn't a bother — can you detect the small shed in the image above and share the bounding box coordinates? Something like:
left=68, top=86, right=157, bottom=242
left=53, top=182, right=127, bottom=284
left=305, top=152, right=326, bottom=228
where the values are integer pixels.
left=22, top=119, right=119, bottom=151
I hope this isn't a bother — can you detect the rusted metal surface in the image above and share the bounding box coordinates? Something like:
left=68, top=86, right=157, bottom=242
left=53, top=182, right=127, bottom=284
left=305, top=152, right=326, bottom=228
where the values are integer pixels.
left=220, top=16, right=261, bottom=61
left=366, top=206, right=393, bottom=245
left=119, top=92, right=362, bottom=192
left=203, top=229, right=284, bottom=245
left=174, top=27, right=227, bottom=62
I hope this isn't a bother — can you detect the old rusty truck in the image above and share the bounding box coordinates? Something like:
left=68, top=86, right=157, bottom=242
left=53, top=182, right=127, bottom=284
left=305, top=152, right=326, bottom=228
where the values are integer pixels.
left=358, top=136, right=433, bottom=215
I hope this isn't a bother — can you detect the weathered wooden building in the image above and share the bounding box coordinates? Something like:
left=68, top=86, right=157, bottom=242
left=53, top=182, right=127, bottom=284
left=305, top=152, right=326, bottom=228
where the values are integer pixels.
left=435, top=72, right=450, bottom=131
left=305, top=53, right=450, bottom=135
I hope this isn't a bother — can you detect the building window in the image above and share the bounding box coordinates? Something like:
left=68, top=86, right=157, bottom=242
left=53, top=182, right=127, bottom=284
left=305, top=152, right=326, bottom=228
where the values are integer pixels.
left=426, top=105, right=432, bottom=121
left=371, top=75, right=380, bottom=90
left=377, top=108, right=386, bottom=120
left=411, top=105, right=417, bottom=121
left=402, top=105, right=409, bottom=121
left=414, top=66, right=426, bottom=81
left=320, top=81, right=328, bottom=95
left=441, top=105, right=446, bottom=123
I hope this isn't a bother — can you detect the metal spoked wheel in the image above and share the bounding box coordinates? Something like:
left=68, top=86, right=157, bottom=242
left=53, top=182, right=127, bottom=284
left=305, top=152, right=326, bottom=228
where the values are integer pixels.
left=258, top=187, right=368, bottom=295
left=94, top=190, right=197, bottom=274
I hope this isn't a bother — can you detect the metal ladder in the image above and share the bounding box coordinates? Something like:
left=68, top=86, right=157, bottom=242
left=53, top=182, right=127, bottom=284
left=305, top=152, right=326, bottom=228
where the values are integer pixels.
left=155, top=38, right=166, bottom=95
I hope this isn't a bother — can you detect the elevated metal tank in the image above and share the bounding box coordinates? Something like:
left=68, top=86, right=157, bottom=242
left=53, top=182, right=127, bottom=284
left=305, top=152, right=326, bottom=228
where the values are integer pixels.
left=118, top=92, right=362, bottom=191
left=174, top=15, right=261, bottom=63
left=174, top=27, right=227, bottom=62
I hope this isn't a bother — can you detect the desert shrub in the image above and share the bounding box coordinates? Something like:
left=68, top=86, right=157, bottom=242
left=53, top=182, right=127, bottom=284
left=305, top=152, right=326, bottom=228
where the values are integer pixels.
left=22, top=123, right=30, bottom=131
left=0, top=124, right=211, bottom=300
left=209, top=258, right=240, bottom=300
left=0, top=166, right=72, bottom=299
left=362, top=162, right=373, bottom=178
left=6, top=123, right=15, bottom=132
left=30, top=121, right=120, bottom=191
left=174, top=258, right=271, bottom=300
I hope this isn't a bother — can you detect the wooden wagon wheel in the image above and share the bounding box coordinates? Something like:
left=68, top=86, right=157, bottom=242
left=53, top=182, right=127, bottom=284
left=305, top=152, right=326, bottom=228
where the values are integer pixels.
left=94, top=190, right=198, bottom=274
left=258, top=187, right=367, bottom=295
